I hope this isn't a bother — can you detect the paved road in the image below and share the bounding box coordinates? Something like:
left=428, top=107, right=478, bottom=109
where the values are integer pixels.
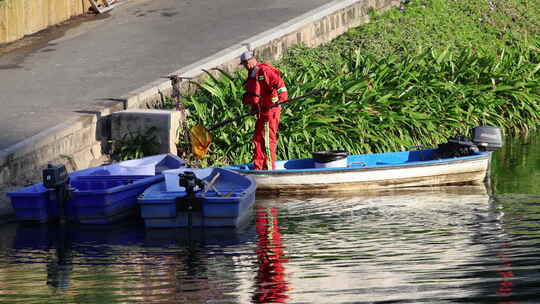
left=0, top=0, right=332, bottom=150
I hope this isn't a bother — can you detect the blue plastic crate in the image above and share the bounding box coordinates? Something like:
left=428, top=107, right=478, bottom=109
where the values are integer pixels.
left=67, top=175, right=162, bottom=224
left=8, top=184, right=58, bottom=223
left=138, top=168, right=256, bottom=228
left=7, top=154, right=185, bottom=224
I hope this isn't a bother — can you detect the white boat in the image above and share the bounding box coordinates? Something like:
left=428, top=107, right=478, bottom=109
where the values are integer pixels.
left=225, top=126, right=503, bottom=196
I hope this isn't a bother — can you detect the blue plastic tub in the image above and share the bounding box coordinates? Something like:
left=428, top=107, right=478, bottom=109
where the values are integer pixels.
left=138, top=168, right=256, bottom=228
left=67, top=175, right=162, bottom=224
left=8, top=184, right=58, bottom=223
left=7, top=154, right=185, bottom=224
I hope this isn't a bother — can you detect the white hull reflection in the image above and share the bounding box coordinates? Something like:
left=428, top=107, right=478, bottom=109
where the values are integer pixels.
left=249, top=185, right=494, bottom=303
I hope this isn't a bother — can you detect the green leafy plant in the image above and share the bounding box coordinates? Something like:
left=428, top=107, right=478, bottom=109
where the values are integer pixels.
left=168, top=0, right=540, bottom=166
left=111, top=127, right=160, bottom=161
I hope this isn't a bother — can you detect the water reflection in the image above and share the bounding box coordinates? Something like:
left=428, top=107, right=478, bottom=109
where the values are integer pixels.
left=491, top=132, right=540, bottom=195
left=255, top=185, right=495, bottom=303
left=489, top=194, right=540, bottom=304
left=12, top=221, right=147, bottom=293
left=253, top=206, right=289, bottom=303
left=6, top=221, right=257, bottom=303
left=138, top=225, right=256, bottom=303
left=46, top=225, right=73, bottom=290
left=495, top=243, right=515, bottom=302
left=1, top=183, right=540, bottom=303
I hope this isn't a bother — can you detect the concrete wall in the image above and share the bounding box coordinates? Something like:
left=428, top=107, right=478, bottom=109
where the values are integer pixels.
left=0, top=101, right=121, bottom=219
left=0, top=0, right=94, bottom=45
left=110, top=110, right=185, bottom=156
left=0, top=0, right=402, bottom=218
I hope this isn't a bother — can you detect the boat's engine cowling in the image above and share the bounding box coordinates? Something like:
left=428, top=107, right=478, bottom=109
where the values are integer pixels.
left=179, top=171, right=204, bottom=194
left=436, top=135, right=479, bottom=159
left=471, top=126, right=503, bottom=152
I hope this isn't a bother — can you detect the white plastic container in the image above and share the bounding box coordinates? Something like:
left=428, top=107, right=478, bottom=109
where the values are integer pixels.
left=163, top=168, right=214, bottom=192
left=312, top=150, right=349, bottom=168
left=314, top=158, right=348, bottom=168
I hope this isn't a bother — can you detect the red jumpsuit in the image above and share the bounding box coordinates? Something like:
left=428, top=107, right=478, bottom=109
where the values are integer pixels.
left=243, top=63, right=288, bottom=170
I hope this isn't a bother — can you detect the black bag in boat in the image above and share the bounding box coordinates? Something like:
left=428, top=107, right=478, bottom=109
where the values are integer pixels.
left=435, top=135, right=479, bottom=159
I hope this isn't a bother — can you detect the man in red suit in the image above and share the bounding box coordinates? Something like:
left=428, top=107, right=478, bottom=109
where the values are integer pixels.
left=240, top=51, right=288, bottom=170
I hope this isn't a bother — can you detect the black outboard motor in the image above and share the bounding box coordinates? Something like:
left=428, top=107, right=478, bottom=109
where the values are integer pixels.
left=178, top=171, right=205, bottom=195
left=176, top=171, right=205, bottom=228
left=436, top=126, right=502, bottom=159
left=471, top=126, right=503, bottom=152
left=43, top=164, right=70, bottom=224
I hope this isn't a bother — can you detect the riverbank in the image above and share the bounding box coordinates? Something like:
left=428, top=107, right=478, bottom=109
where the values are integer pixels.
left=0, top=0, right=402, bottom=219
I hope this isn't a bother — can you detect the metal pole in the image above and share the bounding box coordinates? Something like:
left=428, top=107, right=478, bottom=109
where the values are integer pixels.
left=167, top=75, right=193, bottom=157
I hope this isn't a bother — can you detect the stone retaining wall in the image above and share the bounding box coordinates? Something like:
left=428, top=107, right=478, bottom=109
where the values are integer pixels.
left=0, top=102, right=121, bottom=218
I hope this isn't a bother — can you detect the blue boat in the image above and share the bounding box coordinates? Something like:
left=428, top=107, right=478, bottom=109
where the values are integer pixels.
left=138, top=167, right=256, bottom=228
left=7, top=154, right=185, bottom=224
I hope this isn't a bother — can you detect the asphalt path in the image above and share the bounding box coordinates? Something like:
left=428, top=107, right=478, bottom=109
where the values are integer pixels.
left=0, top=0, right=332, bottom=150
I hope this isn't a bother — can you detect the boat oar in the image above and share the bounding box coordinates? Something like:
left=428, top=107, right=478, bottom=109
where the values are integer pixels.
left=203, top=172, right=221, bottom=195
left=190, top=89, right=322, bottom=159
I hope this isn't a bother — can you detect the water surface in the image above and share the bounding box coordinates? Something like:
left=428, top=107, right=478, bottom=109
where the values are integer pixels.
left=1, top=134, right=540, bottom=303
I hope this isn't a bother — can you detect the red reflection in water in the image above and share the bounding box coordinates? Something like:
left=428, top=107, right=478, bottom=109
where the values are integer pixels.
left=496, top=244, right=515, bottom=304
left=253, top=206, right=289, bottom=303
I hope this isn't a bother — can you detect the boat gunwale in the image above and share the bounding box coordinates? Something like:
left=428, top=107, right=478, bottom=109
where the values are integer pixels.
left=139, top=167, right=257, bottom=201
left=229, top=152, right=491, bottom=176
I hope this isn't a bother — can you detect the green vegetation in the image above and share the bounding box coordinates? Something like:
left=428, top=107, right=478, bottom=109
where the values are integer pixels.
left=178, top=0, right=540, bottom=165
left=111, top=127, right=160, bottom=161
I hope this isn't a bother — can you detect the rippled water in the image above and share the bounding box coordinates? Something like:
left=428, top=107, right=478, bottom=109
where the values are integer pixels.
left=1, top=135, right=540, bottom=303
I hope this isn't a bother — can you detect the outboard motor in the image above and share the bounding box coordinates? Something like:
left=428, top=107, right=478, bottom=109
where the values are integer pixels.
left=176, top=171, right=205, bottom=228
left=436, top=126, right=502, bottom=159
left=178, top=171, right=205, bottom=195
left=471, top=126, right=503, bottom=152
left=43, top=164, right=71, bottom=223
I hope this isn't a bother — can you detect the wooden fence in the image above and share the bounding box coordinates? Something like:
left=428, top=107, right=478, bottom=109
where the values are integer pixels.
left=0, top=0, right=94, bottom=44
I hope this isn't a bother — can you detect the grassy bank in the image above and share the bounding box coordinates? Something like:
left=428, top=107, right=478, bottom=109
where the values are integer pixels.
left=177, top=0, right=540, bottom=166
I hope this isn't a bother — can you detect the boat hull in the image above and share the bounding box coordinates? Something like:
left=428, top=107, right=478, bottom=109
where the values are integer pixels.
left=138, top=168, right=257, bottom=228
left=227, top=150, right=492, bottom=195
left=7, top=154, right=185, bottom=223
left=66, top=175, right=163, bottom=224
